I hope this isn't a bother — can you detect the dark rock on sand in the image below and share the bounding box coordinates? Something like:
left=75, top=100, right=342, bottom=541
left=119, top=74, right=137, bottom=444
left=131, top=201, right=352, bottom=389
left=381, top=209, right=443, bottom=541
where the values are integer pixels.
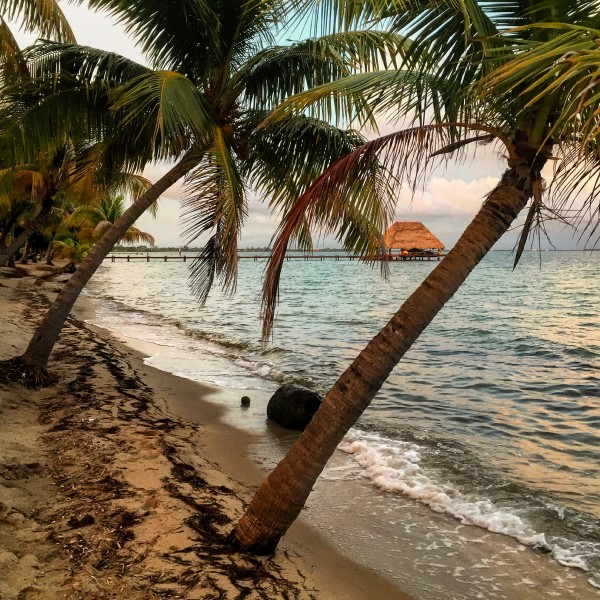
left=241, top=396, right=251, bottom=406
left=267, top=385, right=322, bottom=431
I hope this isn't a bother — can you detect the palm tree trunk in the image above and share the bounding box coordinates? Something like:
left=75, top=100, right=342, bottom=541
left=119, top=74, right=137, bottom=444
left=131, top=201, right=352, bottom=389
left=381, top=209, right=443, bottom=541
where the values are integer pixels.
left=19, top=242, right=29, bottom=264
left=231, top=166, right=532, bottom=554
left=16, top=154, right=197, bottom=380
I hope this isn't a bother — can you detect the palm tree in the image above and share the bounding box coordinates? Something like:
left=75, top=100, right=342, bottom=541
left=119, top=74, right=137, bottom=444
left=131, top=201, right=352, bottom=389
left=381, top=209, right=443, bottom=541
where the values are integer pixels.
left=0, top=165, right=55, bottom=265
left=230, top=1, right=600, bottom=552
left=0, top=142, right=151, bottom=266
left=0, top=0, right=75, bottom=265
left=1, top=0, right=401, bottom=382
left=64, top=194, right=155, bottom=246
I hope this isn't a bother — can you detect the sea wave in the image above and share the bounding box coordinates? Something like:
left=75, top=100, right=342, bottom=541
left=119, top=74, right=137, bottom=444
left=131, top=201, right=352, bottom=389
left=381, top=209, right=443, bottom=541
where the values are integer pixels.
left=338, top=430, right=600, bottom=586
left=90, top=293, right=256, bottom=353
left=234, top=357, right=317, bottom=390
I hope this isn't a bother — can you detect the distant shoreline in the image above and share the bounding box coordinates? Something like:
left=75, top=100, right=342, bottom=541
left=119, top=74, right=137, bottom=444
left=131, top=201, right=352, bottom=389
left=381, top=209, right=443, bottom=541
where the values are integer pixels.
left=110, top=247, right=598, bottom=253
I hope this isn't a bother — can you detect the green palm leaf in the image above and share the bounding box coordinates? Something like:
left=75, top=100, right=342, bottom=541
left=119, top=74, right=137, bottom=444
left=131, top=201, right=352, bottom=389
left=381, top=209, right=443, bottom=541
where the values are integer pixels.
left=24, top=42, right=149, bottom=88
left=110, top=70, right=214, bottom=152
left=235, top=30, right=410, bottom=110
left=183, top=129, right=247, bottom=303
left=82, top=0, right=216, bottom=70
left=0, top=0, right=75, bottom=42
left=243, top=113, right=370, bottom=206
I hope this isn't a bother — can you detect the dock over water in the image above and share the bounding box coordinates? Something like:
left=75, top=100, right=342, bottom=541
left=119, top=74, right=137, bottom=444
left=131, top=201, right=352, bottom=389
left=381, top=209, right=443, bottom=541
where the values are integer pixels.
left=104, top=253, right=445, bottom=263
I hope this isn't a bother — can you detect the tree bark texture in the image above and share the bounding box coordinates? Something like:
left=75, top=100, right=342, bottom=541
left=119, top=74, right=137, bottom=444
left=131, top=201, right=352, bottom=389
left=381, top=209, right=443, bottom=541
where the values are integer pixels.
left=232, top=166, right=532, bottom=553
left=19, top=242, right=29, bottom=264
left=20, top=156, right=196, bottom=370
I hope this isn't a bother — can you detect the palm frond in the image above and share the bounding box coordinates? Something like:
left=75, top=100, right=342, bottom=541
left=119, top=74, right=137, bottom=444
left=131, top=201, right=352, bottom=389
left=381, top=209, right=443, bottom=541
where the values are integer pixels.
left=0, top=0, right=75, bottom=42
left=0, top=17, right=29, bottom=84
left=110, top=70, right=214, bottom=152
left=182, top=129, right=246, bottom=303
left=481, top=23, right=600, bottom=147
left=120, top=225, right=155, bottom=245
left=24, top=42, right=149, bottom=89
left=235, top=30, right=410, bottom=111
left=543, top=143, right=600, bottom=246
left=261, top=122, right=510, bottom=339
left=81, top=0, right=216, bottom=71
left=242, top=112, right=370, bottom=208
left=259, top=69, right=469, bottom=130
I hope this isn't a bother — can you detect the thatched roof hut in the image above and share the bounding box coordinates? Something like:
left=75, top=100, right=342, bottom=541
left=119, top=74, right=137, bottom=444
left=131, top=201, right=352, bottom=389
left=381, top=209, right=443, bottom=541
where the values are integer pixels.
left=384, top=221, right=444, bottom=252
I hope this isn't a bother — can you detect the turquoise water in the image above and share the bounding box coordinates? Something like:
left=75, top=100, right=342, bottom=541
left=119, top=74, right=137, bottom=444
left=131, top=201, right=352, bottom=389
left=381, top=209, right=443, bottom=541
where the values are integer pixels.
left=86, top=250, right=599, bottom=596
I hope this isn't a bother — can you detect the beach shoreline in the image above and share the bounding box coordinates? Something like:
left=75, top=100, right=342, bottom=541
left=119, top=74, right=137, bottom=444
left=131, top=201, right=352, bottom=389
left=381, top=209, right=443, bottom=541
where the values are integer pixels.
left=0, top=265, right=409, bottom=599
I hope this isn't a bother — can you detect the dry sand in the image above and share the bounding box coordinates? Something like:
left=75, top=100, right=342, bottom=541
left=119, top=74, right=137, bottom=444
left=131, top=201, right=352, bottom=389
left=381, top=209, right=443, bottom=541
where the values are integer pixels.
left=0, top=264, right=409, bottom=599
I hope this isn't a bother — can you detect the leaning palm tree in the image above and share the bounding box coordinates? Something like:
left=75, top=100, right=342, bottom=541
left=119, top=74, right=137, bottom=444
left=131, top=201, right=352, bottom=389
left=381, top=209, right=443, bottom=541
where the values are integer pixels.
left=1, top=0, right=401, bottom=382
left=231, top=0, right=600, bottom=552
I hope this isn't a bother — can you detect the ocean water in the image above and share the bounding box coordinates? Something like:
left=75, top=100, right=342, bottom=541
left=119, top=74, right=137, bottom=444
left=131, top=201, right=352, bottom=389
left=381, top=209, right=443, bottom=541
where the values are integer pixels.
left=85, top=250, right=600, bottom=598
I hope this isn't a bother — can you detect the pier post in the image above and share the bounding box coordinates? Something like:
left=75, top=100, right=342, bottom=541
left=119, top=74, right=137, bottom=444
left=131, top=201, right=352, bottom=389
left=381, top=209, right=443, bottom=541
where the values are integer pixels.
left=111, top=255, right=115, bottom=263
left=183, top=255, right=186, bottom=262
left=127, top=255, right=130, bottom=262
left=164, top=255, right=167, bottom=262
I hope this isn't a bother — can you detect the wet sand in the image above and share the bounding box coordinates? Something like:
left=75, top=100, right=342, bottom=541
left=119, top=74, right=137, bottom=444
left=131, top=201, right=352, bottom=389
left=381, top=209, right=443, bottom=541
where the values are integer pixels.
left=0, top=264, right=408, bottom=599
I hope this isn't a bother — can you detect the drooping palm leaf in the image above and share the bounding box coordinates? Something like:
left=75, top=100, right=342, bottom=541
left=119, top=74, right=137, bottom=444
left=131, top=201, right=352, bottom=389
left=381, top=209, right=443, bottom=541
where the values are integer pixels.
left=261, top=122, right=512, bottom=339
left=182, top=130, right=247, bottom=303
left=110, top=70, right=214, bottom=152
left=0, top=0, right=75, bottom=42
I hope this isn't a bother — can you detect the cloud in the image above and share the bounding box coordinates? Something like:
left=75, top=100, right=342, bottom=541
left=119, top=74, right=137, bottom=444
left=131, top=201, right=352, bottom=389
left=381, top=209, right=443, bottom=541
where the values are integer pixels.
left=396, top=176, right=498, bottom=218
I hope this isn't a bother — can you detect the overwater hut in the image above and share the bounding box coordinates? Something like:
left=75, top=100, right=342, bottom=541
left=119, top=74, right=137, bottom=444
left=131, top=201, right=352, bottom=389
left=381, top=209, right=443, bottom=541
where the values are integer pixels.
left=383, top=221, right=445, bottom=259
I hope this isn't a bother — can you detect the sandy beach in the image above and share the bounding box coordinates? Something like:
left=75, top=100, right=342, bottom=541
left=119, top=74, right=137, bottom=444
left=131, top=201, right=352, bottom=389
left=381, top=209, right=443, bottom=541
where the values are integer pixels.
left=0, top=264, right=409, bottom=599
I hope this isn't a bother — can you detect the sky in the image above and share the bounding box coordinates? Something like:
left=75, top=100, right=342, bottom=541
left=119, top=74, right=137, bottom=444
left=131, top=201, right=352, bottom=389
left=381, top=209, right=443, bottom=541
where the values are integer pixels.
left=10, top=3, right=596, bottom=251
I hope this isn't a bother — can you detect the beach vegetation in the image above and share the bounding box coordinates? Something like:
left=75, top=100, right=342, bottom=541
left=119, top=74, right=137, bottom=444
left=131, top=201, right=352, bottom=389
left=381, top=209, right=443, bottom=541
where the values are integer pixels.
left=231, top=0, right=600, bottom=553
left=60, top=194, right=155, bottom=248
left=0, top=140, right=152, bottom=266
left=0, top=0, right=76, bottom=266
left=0, top=0, right=402, bottom=382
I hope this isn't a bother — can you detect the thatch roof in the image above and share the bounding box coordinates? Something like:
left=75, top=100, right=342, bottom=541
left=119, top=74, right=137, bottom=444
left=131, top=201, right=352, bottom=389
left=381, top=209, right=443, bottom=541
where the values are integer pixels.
left=384, top=221, right=444, bottom=250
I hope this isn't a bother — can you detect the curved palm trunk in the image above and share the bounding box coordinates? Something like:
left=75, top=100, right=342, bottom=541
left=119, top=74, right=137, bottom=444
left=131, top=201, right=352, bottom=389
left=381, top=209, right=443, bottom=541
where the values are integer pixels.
left=231, top=165, right=534, bottom=553
left=17, top=155, right=197, bottom=377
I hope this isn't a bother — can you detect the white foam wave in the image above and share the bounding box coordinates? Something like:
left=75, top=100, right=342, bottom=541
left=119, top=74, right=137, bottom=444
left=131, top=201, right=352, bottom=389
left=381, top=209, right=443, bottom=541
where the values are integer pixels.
left=234, top=357, right=315, bottom=389
left=235, top=358, right=282, bottom=380
left=338, top=431, right=598, bottom=577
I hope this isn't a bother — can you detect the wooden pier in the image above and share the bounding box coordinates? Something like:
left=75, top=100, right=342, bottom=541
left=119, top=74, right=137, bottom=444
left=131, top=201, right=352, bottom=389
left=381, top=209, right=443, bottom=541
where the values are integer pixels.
left=104, top=253, right=444, bottom=263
